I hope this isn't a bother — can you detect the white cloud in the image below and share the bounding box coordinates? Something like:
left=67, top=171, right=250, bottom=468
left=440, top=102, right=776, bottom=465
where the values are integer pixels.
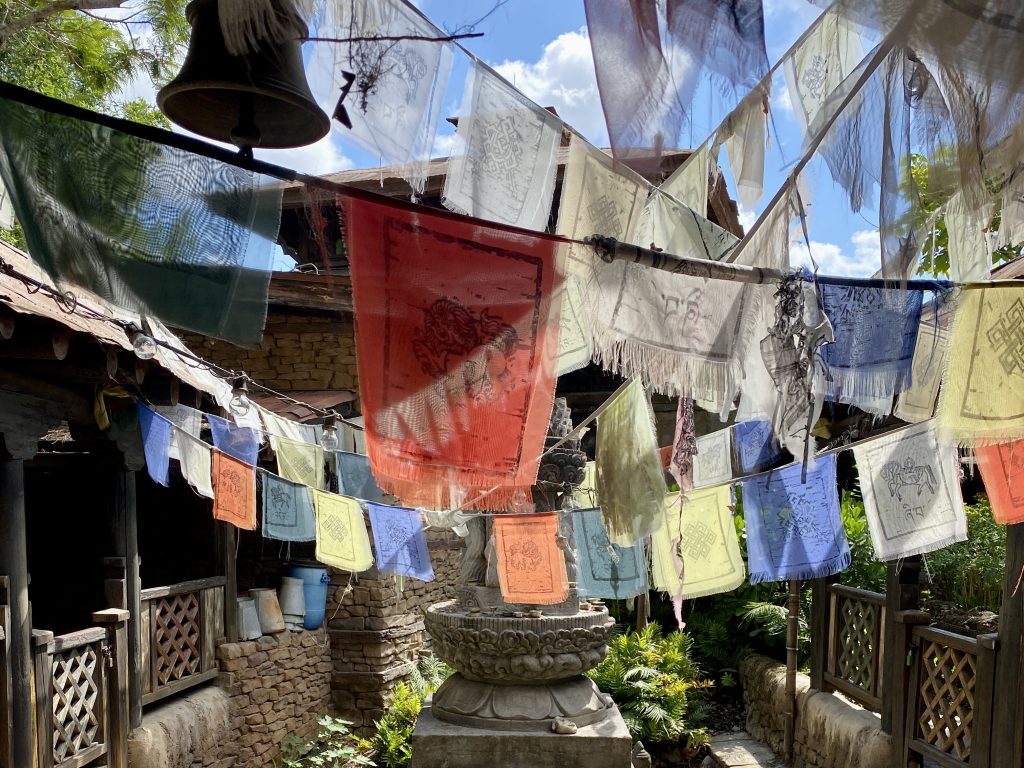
left=789, top=229, right=880, bottom=277
left=492, top=27, right=607, bottom=145
left=737, top=206, right=758, bottom=234
left=255, top=134, right=354, bottom=176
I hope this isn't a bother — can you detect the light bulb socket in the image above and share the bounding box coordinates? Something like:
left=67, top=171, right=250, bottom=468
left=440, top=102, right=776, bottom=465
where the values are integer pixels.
left=125, top=322, right=157, bottom=360
left=231, top=376, right=250, bottom=398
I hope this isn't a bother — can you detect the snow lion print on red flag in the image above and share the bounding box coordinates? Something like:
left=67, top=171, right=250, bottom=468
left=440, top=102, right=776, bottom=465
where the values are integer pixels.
left=341, top=193, right=564, bottom=510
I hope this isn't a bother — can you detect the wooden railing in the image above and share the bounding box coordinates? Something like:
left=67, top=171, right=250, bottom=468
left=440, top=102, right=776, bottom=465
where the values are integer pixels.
left=904, top=626, right=997, bottom=768
left=823, top=583, right=886, bottom=712
left=139, top=576, right=224, bottom=706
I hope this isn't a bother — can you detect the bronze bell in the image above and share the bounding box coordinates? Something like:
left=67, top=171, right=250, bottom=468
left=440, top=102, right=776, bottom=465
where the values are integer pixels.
left=157, top=0, right=330, bottom=149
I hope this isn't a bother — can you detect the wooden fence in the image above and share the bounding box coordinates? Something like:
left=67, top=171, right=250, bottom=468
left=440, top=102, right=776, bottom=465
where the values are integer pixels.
left=139, top=577, right=224, bottom=706
left=811, top=563, right=1002, bottom=768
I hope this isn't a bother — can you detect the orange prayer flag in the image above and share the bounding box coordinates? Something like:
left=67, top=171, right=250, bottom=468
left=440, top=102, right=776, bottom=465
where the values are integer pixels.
left=975, top=441, right=1024, bottom=524
left=492, top=513, right=569, bottom=605
left=212, top=449, right=257, bottom=530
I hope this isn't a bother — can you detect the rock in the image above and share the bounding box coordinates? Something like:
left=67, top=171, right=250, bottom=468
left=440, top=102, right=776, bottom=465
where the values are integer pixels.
left=551, top=717, right=578, bottom=734
left=630, top=740, right=652, bottom=768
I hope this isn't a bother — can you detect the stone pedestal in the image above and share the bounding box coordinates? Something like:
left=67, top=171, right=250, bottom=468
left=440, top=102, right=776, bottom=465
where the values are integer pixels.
left=411, top=704, right=633, bottom=768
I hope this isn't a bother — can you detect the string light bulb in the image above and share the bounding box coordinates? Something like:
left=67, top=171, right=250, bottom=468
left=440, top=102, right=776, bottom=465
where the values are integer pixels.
left=229, top=375, right=252, bottom=417
left=125, top=322, right=157, bottom=360
left=320, top=413, right=340, bottom=452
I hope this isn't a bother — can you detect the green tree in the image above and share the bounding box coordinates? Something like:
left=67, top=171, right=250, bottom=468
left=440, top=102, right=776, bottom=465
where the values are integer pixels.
left=911, top=153, right=1023, bottom=275
left=0, top=0, right=188, bottom=123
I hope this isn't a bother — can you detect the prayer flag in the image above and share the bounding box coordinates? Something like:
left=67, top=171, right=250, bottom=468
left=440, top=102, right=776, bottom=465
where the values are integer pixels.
left=939, top=287, right=1024, bottom=445
left=137, top=404, right=171, bottom=487
left=693, top=430, right=733, bottom=489
left=336, top=451, right=384, bottom=503
left=342, top=193, right=563, bottom=509
left=156, top=404, right=201, bottom=462
left=894, top=321, right=949, bottom=424
left=443, top=62, right=561, bottom=231
left=669, top=392, right=697, bottom=494
left=0, top=94, right=281, bottom=344
left=976, top=440, right=1024, bottom=525
left=596, top=379, right=669, bottom=547
left=743, top=455, right=850, bottom=583
left=573, top=507, right=648, bottom=600
left=819, top=284, right=923, bottom=414
left=492, top=513, right=569, bottom=605
left=854, top=422, right=967, bottom=560
left=272, top=436, right=325, bottom=490
left=262, top=471, right=316, bottom=542
left=367, top=502, right=434, bottom=581
left=212, top=449, right=257, bottom=530
left=178, top=432, right=213, bottom=499
left=652, top=486, right=744, bottom=599
left=207, top=413, right=260, bottom=466
left=313, top=490, right=374, bottom=572
left=734, top=420, right=782, bottom=474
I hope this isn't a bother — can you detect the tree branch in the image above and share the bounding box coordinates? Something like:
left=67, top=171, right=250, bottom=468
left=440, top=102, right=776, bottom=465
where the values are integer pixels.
left=0, top=0, right=129, bottom=45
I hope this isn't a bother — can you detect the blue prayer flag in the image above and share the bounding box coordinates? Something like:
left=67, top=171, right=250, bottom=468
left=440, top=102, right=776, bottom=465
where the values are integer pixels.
left=337, top=451, right=384, bottom=502
left=262, top=471, right=316, bottom=542
left=366, top=502, right=433, bottom=581
left=208, top=413, right=260, bottom=466
left=137, top=403, right=171, bottom=487
left=573, top=507, right=647, bottom=599
left=734, top=420, right=782, bottom=474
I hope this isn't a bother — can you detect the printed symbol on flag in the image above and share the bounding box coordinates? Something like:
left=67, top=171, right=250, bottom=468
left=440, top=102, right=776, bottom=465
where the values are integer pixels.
left=478, top=115, right=522, bottom=187
left=413, top=297, right=523, bottom=402
left=507, top=539, right=543, bottom=572
left=222, top=468, right=243, bottom=495
left=881, top=458, right=937, bottom=503
left=267, top=484, right=294, bottom=524
left=586, top=194, right=623, bottom=235
left=681, top=520, right=717, bottom=560
left=323, top=514, right=350, bottom=543
left=987, top=298, right=1024, bottom=375
left=800, top=54, right=829, bottom=99
left=774, top=501, right=832, bottom=547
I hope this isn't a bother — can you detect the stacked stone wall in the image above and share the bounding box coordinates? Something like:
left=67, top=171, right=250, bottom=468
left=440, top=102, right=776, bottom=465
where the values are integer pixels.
left=740, top=654, right=892, bottom=768
left=327, top=528, right=463, bottom=733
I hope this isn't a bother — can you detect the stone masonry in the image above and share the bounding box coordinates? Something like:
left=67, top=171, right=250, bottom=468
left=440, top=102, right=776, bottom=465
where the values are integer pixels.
left=181, top=313, right=358, bottom=392
left=740, top=654, right=892, bottom=768
left=213, top=630, right=333, bottom=767
left=328, top=528, right=463, bottom=734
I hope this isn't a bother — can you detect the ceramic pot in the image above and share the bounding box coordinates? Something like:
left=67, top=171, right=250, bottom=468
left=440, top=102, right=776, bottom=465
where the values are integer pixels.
left=237, top=597, right=262, bottom=640
left=250, top=588, right=286, bottom=634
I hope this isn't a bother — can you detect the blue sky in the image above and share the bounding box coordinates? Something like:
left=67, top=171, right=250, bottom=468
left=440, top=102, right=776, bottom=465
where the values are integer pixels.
left=125, top=0, right=881, bottom=277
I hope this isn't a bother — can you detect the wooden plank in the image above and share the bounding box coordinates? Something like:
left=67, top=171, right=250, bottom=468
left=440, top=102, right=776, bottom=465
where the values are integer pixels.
left=210, top=587, right=224, bottom=647
left=908, top=739, right=970, bottom=768
left=139, top=669, right=219, bottom=707
left=828, top=583, right=886, bottom=606
left=92, top=609, right=128, bottom=768
left=992, top=524, right=1024, bottom=766
left=823, top=672, right=882, bottom=713
left=0, top=458, right=33, bottom=768
left=51, top=628, right=107, bottom=654
left=972, top=633, right=998, bottom=768
left=139, top=599, right=152, bottom=697
left=215, top=523, right=237, bottom=643
left=139, top=576, right=226, bottom=602
left=883, top=556, right=921, bottom=735
left=201, top=588, right=217, bottom=674
left=809, top=577, right=833, bottom=691
left=147, top=601, right=157, bottom=704
left=0, top=601, right=10, bottom=768
left=912, top=625, right=980, bottom=655
left=54, top=742, right=106, bottom=768
left=904, top=636, right=925, bottom=768
left=110, top=470, right=142, bottom=731
left=32, top=632, right=53, bottom=768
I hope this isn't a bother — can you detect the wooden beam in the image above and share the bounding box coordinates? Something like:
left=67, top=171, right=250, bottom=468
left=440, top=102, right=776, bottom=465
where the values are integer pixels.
left=0, top=368, right=91, bottom=425
left=92, top=609, right=129, bottom=768
left=992, top=523, right=1024, bottom=766
left=0, top=322, right=71, bottom=360
left=0, top=308, right=14, bottom=340
left=139, top=375, right=178, bottom=407
left=110, top=471, right=142, bottom=730
left=0, top=458, right=32, bottom=768
left=214, top=523, right=238, bottom=643
left=882, top=556, right=921, bottom=734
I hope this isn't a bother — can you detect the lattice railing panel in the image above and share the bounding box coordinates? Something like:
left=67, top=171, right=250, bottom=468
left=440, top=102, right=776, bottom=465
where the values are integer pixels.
left=52, top=644, right=101, bottom=763
left=917, top=640, right=977, bottom=762
left=835, top=596, right=879, bottom=694
left=154, top=592, right=201, bottom=687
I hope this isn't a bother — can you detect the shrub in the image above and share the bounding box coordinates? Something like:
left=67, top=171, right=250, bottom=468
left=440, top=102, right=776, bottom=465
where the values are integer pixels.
left=277, top=716, right=372, bottom=768
left=924, top=496, right=1005, bottom=611
left=587, top=624, right=711, bottom=749
left=369, top=656, right=454, bottom=768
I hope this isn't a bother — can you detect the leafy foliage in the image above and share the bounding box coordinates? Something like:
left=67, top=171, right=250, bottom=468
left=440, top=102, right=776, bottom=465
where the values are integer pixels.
left=923, top=496, right=1005, bottom=611
left=587, top=624, right=711, bottom=749
left=277, top=716, right=373, bottom=768
left=837, top=490, right=888, bottom=593
left=368, top=656, right=453, bottom=768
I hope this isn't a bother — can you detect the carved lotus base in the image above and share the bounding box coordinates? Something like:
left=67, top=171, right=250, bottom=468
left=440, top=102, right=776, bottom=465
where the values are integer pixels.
left=430, top=673, right=615, bottom=731
left=424, top=601, right=615, bottom=684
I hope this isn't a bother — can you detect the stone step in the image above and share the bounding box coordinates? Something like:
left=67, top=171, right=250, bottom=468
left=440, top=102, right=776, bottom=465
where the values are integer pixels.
left=703, top=731, right=791, bottom=768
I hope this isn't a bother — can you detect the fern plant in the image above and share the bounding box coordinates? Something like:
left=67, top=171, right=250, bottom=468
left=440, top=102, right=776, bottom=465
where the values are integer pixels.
left=587, top=624, right=711, bottom=749
left=370, top=656, right=454, bottom=768
left=277, top=716, right=373, bottom=768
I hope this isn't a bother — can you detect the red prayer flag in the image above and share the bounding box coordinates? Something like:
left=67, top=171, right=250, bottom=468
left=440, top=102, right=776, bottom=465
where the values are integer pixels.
left=212, top=449, right=257, bottom=530
left=975, top=441, right=1024, bottom=524
left=341, top=193, right=563, bottom=510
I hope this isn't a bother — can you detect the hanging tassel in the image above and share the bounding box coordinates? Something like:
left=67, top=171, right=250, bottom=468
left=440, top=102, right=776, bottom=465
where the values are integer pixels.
left=218, top=0, right=320, bottom=56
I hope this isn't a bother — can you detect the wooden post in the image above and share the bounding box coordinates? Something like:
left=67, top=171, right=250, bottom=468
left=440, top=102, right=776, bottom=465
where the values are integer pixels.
left=784, top=579, right=800, bottom=761
left=31, top=630, right=53, bottom=768
left=881, top=556, right=921, bottom=734
left=93, top=609, right=129, bottom=768
left=0, top=458, right=33, bottom=768
left=992, top=523, right=1024, bottom=767
left=0, top=577, right=9, bottom=768
left=809, top=575, right=837, bottom=691
left=109, top=470, right=142, bottom=730
left=890, top=608, right=929, bottom=763
left=973, top=632, right=999, bottom=768
left=214, top=522, right=238, bottom=642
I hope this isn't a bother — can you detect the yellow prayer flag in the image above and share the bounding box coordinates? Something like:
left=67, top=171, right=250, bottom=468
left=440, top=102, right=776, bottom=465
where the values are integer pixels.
left=652, top=485, right=744, bottom=599
left=273, top=435, right=325, bottom=489
left=313, top=490, right=373, bottom=572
